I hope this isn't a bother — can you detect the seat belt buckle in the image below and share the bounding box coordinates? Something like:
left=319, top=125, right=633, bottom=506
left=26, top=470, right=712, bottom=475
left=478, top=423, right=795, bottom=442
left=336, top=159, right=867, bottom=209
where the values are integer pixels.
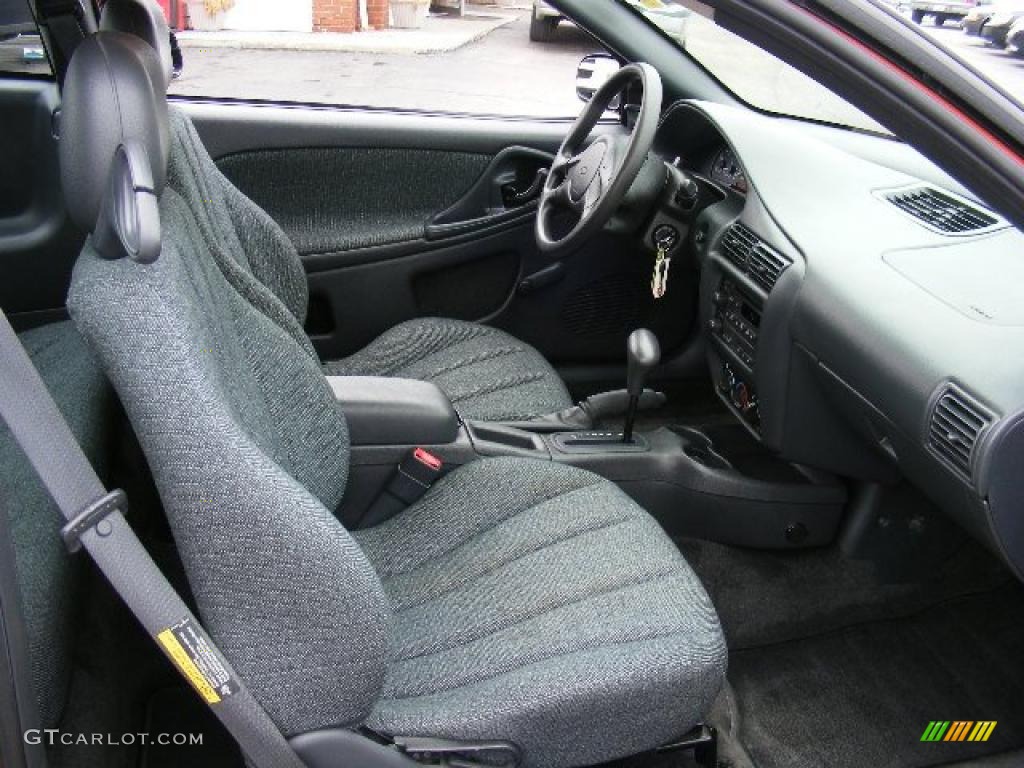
left=392, top=448, right=444, bottom=504
left=361, top=449, right=445, bottom=527
left=60, top=488, right=127, bottom=553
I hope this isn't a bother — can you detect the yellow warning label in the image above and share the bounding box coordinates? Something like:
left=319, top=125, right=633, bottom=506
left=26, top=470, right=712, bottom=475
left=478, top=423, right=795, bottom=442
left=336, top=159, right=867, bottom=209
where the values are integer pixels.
left=157, top=627, right=222, bottom=704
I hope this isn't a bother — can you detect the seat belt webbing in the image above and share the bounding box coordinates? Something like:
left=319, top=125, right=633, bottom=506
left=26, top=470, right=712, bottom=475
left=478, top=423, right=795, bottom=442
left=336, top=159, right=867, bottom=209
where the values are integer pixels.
left=0, top=310, right=305, bottom=768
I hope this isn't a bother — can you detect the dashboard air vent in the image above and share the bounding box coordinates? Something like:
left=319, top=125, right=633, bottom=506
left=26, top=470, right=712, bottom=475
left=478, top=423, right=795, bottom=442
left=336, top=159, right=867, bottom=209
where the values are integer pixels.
left=886, top=187, right=997, bottom=234
left=719, top=222, right=791, bottom=292
left=928, top=386, right=992, bottom=479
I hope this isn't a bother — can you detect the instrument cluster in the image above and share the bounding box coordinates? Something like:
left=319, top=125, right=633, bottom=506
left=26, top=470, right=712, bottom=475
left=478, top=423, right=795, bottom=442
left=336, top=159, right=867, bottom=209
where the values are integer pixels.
left=709, top=146, right=748, bottom=194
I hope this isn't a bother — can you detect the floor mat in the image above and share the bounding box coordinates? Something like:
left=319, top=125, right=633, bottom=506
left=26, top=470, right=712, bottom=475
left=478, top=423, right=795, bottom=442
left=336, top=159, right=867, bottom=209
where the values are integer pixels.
left=676, top=539, right=1010, bottom=651
left=939, top=748, right=1024, bottom=766
left=729, top=583, right=1024, bottom=768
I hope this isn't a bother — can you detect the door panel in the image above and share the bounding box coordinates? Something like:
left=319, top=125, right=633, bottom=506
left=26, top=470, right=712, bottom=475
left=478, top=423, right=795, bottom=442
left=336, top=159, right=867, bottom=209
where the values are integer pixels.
left=182, top=101, right=578, bottom=157
left=302, top=228, right=532, bottom=359
left=183, top=101, right=698, bottom=371
left=0, top=79, right=85, bottom=328
left=218, top=147, right=493, bottom=256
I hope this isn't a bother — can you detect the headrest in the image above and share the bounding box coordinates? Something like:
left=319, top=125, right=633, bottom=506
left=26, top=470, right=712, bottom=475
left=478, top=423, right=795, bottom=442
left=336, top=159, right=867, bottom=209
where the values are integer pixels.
left=60, top=32, right=169, bottom=262
left=100, top=0, right=173, bottom=90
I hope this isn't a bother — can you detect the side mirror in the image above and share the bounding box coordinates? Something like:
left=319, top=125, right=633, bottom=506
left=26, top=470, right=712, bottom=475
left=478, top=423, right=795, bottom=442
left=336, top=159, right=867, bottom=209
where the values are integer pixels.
left=575, top=53, right=622, bottom=108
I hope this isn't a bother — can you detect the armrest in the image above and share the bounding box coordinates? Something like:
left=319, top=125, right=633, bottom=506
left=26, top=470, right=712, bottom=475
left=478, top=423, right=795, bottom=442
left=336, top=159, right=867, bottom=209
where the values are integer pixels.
left=326, top=376, right=460, bottom=446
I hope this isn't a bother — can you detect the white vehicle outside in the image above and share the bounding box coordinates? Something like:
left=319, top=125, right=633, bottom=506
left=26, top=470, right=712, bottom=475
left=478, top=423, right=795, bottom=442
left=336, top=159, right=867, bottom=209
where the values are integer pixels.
left=1008, top=14, right=1024, bottom=51
left=531, top=0, right=689, bottom=43
left=910, top=0, right=980, bottom=24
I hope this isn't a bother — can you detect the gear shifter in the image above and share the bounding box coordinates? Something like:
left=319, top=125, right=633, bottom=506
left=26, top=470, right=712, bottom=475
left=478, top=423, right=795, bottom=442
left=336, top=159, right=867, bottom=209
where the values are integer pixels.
left=623, top=329, right=660, bottom=444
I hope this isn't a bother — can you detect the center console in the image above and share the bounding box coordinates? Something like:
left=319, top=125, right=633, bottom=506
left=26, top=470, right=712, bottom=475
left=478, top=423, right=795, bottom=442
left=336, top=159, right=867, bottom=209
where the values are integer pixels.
left=330, top=365, right=847, bottom=551
left=708, top=276, right=762, bottom=433
left=465, top=419, right=845, bottom=548
left=710, top=277, right=760, bottom=370
left=327, top=376, right=460, bottom=446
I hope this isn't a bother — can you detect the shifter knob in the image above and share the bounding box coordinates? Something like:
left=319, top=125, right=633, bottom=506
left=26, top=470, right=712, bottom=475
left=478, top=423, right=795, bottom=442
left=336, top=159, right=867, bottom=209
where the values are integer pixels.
left=626, top=329, right=661, bottom=397
left=623, top=329, right=660, bottom=444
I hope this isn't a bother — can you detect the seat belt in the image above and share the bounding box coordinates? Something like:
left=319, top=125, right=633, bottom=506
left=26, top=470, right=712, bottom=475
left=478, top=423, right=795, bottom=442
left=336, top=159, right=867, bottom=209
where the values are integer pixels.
left=0, top=309, right=305, bottom=768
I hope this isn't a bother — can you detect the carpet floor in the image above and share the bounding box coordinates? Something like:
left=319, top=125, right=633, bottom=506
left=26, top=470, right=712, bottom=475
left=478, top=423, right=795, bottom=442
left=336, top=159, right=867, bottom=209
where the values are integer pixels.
left=729, top=583, right=1024, bottom=768
left=676, top=539, right=1024, bottom=768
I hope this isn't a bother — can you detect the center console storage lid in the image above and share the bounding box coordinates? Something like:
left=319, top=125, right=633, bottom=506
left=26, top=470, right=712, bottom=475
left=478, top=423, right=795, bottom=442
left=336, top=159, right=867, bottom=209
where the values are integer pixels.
left=326, top=376, right=460, bottom=446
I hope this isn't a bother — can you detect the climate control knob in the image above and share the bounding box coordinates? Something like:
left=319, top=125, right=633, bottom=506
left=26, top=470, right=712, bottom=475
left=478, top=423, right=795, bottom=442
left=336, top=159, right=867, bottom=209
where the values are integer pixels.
left=731, top=380, right=751, bottom=411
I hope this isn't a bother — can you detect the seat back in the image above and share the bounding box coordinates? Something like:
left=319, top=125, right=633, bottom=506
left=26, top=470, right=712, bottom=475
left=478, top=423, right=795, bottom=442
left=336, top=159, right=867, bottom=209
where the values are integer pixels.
left=164, top=106, right=313, bottom=329
left=62, top=32, right=391, bottom=736
left=101, top=0, right=312, bottom=329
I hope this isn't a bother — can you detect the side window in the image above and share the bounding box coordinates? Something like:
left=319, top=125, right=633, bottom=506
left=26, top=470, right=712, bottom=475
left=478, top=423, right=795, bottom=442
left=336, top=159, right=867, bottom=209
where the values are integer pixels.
left=0, top=0, right=51, bottom=76
left=165, top=1, right=603, bottom=117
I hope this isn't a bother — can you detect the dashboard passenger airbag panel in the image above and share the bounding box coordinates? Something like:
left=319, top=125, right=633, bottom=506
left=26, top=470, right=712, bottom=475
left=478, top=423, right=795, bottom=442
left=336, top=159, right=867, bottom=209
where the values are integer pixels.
left=884, top=237, right=1024, bottom=326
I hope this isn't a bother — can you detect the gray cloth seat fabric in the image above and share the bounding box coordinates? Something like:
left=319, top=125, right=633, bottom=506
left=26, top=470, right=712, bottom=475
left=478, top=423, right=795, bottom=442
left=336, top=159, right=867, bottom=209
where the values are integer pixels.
left=62, top=25, right=726, bottom=768
left=161, top=106, right=571, bottom=422
left=355, top=457, right=727, bottom=767
left=69, top=177, right=727, bottom=763
left=155, top=100, right=572, bottom=422
left=71, top=162, right=392, bottom=737
left=0, top=322, right=113, bottom=730
left=324, top=318, right=572, bottom=422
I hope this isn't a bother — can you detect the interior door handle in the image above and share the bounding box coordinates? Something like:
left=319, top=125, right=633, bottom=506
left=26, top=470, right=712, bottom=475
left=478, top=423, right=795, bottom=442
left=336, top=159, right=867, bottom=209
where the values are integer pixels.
left=423, top=202, right=537, bottom=242
left=502, top=169, right=548, bottom=208
left=426, top=146, right=554, bottom=241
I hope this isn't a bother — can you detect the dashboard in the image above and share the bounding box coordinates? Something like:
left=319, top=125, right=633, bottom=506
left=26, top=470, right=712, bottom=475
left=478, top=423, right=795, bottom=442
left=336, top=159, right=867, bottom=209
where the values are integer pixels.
left=651, top=100, right=1024, bottom=580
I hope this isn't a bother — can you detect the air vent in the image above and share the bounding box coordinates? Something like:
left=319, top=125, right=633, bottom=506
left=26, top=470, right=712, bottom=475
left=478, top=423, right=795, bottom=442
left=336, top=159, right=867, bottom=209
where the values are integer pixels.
left=719, top=222, right=791, bottom=292
left=928, top=386, right=992, bottom=479
left=886, top=187, right=998, bottom=234
left=720, top=222, right=757, bottom=270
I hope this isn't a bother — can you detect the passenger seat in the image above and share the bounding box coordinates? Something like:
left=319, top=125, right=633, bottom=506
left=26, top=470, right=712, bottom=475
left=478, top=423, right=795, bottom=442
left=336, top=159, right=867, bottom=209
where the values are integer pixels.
left=60, top=28, right=727, bottom=768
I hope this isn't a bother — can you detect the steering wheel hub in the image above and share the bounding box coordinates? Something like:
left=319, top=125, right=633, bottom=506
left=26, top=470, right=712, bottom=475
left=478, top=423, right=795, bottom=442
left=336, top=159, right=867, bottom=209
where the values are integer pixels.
left=568, top=140, right=608, bottom=199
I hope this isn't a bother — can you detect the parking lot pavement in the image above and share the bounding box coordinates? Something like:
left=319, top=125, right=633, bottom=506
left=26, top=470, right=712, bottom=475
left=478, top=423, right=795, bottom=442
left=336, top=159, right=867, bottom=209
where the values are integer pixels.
left=175, top=11, right=516, bottom=55
left=170, top=10, right=595, bottom=117
left=921, top=23, right=1024, bottom=97
left=168, top=7, right=1024, bottom=120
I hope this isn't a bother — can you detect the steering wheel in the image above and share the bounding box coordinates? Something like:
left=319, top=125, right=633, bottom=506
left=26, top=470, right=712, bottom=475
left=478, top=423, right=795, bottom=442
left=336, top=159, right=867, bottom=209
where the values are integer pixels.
left=536, top=62, right=663, bottom=254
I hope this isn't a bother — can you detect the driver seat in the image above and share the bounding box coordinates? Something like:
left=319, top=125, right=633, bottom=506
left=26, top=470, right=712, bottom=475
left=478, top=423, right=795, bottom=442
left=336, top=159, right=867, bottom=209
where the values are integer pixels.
left=98, top=0, right=572, bottom=423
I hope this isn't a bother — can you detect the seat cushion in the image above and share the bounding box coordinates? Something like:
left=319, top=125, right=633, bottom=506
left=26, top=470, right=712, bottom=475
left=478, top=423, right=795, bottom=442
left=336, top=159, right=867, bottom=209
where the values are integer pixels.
left=353, top=457, right=727, bottom=768
left=323, top=318, right=573, bottom=422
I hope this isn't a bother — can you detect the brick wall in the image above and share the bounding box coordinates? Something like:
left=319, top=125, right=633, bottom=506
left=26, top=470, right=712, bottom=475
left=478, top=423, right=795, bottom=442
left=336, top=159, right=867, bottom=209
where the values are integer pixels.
left=313, top=0, right=390, bottom=31
left=313, top=0, right=355, bottom=32
left=366, top=0, right=388, bottom=29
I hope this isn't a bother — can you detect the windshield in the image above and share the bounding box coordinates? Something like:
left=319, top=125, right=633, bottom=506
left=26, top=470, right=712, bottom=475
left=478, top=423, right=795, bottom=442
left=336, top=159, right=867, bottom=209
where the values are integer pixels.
left=622, top=0, right=888, bottom=133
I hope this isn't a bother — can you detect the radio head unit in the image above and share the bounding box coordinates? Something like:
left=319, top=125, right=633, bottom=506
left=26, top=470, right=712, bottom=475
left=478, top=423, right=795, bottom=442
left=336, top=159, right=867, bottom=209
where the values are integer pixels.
left=710, top=277, right=761, bottom=369
left=709, top=277, right=762, bottom=431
